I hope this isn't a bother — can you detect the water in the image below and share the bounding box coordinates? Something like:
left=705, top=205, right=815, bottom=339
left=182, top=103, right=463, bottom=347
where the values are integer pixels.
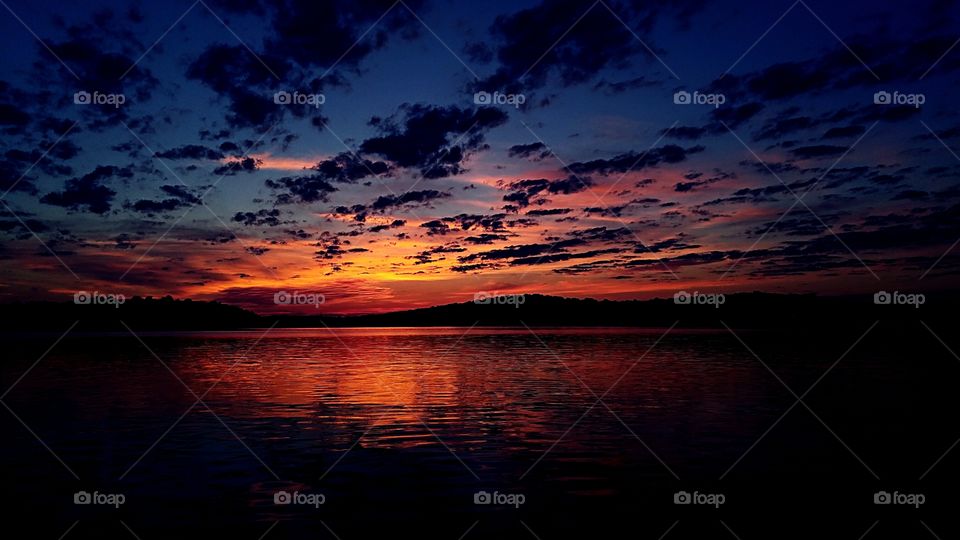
left=1, top=326, right=957, bottom=538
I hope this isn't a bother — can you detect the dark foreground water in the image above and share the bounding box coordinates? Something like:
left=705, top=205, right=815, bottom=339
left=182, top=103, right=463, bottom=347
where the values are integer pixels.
left=1, top=324, right=957, bottom=538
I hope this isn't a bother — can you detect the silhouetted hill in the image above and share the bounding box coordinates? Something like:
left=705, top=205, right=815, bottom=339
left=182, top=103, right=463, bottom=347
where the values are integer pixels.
left=1, top=295, right=261, bottom=332
left=0, top=292, right=951, bottom=331
left=273, top=292, right=948, bottom=328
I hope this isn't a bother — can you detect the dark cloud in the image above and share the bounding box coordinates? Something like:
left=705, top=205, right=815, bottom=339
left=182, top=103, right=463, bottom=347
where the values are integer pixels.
left=40, top=165, right=131, bottom=214
left=457, top=226, right=634, bottom=269
left=710, top=102, right=764, bottom=130
left=508, top=142, right=549, bottom=161
left=267, top=174, right=338, bottom=203
left=512, top=247, right=624, bottom=266
left=0, top=103, right=30, bottom=127
left=891, top=189, right=929, bottom=201
left=368, top=219, right=406, bottom=233
left=477, top=0, right=703, bottom=91
left=525, top=208, right=571, bottom=216
left=715, top=33, right=960, bottom=105
left=823, top=125, right=866, bottom=139
left=0, top=159, right=38, bottom=195
left=114, top=233, right=137, bottom=250
left=128, top=198, right=183, bottom=214
left=753, top=113, right=815, bottom=141
left=502, top=176, right=594, bottom=208
left=39, top=32, right=159, bottom=129
left=127, top=184, right=203, bottom=214
left=156, top=145, right=225, bottom=160
left=187, top=1, right=425, bottom=128
left=360, top=104, right=508, bottom=178
left=213, top=157, right=261, bottom=176
left=371, top=190, right=452, bottom=212
left=420, top=220, right=451, bottom=236
left=675, top=169, right=735, bottom=192
left=336, top=189, right=453, bottom=222
left=233, top=208, right=283, bottom=226
left=313, top=153, right=390, bottom=183
left=567, top=145, right=704, bottom=175
left=790, top=145, right=849, bottom=159
left=463, top=233, right=509, bottom=244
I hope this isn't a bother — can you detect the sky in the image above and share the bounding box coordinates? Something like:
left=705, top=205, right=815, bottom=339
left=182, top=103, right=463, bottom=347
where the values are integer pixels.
left=0, top=0, right=959, bottom=314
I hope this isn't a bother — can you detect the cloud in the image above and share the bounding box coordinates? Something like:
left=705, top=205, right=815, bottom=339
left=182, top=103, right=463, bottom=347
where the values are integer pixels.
left=525, top=208, right=571, bottom=216
left=213, top=157, right=262, bottom=176
left=156, top=145, right=225, bottom=160
left=233, top=208, right=284, bottom=226
left=457, top=225, right=634, bottom=269
left=567, top=145, right=704, bottom=175
left=335, top=189, right=453, bottom=222
left=710, top=102, right=764, bottom=130
left=0, top=103, right=30, bottom=127
left=127, top=184, right=204, bottom=215
left=313, top=153, right=390, bottom=183
left=790, top=145, right=849, bottom=159
left=370, top=190, right=451, bottom=211
left=508, top=142, right=549, bottom=160
left=476, top=0, right=703, bottom=91
left=823, top=125, right=866, bottom=139
left=186, top=0, right=425, bottom=128
left=266, top=174, right=338, bottom=203
left=501, top=176, right=594, bottom=207
left=368, top=219, right=406, bottom=233
left=359, top=104, right=508, bottom=178
left=40, top=165, right=131, bottom=214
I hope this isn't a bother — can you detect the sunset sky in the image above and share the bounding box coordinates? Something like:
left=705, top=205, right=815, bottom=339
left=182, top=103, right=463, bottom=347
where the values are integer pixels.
left=1, top=0, right=959, bottom=313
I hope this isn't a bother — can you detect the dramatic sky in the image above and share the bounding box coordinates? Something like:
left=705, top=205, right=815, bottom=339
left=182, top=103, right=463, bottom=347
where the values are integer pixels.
left=1, top=0, right=959, bottom=313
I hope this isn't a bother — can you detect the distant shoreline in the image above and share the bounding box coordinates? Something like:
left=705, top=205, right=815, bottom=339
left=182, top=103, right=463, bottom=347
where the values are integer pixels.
left=0, top=292, right=950, bottom=331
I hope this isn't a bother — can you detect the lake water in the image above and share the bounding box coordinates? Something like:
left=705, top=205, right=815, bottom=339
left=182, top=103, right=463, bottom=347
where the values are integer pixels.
left=1, top=326, right=956, bottom=538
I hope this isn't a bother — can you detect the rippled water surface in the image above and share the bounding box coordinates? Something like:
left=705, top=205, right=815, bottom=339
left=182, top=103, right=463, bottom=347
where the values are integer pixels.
left=2, top=326, right=956, bottom=538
